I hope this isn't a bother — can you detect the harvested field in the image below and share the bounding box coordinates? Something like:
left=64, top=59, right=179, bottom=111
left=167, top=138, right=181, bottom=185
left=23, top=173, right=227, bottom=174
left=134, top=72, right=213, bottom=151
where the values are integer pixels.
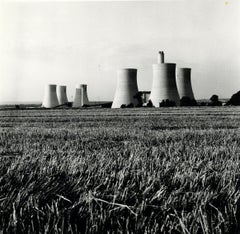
left=0, top=107, right=240, bottom=233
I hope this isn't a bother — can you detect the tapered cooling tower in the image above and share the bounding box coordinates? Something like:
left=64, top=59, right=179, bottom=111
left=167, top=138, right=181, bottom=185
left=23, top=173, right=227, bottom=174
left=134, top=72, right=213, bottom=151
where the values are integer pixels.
left=73, top=85, right=81, bottom=107
left=80, top=84, right=89, bottom=105
left=42, top=84, right=59, bottom=108
left=57, top=85, right=68, bottom=105
left=112, top=68, right=140, bottom=108
left=72, top=84, right=89, bottom=107
left=149, top=52, right=180, bottom=107
left=176, top=68, right=195, bottom=100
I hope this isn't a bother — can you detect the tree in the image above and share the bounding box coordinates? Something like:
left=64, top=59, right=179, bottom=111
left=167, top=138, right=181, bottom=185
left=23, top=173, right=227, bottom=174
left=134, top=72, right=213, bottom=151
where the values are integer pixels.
left=180, top=96, right=197, bottom=106
left=159, top=99, right=176, bottom=107
left=208, top=95, right=222, bottom=106
left=226, top=91, right=240, bottom=106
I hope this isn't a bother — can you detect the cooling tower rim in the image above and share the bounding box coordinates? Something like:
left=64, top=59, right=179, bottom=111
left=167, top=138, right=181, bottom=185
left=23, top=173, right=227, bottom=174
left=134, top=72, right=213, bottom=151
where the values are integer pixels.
left=117, top=68, right=137, bottom=71
left=177, top=67, right=191, bottom=71
left=153, top=63, right=175, bottom=65
left=46, top=84, right=57, bottom=87
left=76, top=84, right=87, bottom=89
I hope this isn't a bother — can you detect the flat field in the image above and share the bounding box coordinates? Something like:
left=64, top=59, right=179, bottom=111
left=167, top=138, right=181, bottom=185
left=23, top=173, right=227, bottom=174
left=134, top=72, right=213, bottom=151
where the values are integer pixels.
left=0, top=107, right=240, bottom=233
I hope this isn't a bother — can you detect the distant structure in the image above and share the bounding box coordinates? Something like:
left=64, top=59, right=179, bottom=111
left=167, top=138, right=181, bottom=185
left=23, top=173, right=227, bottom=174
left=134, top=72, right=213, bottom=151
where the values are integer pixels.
left=57, top=85, right=68, bottom=105
left=112, top=68, right=140, bottom=108
left=149, top=51, right=180, bottom=107
left=42, top=84, right=59, bottom=108
left=157, top=51, right=165, bottom=64
left=73, top=85, right=81, bottom=107
left=139, top=91, right=151, bottom=104
left=73, top=84, right=89, bottom=107
left=176, top=68, right=195, bottom=100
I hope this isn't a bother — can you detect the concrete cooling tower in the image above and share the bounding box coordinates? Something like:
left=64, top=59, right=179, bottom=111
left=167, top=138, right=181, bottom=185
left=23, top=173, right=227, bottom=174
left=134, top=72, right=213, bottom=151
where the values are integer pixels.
left=73, top=84, right=89, bottom=107
left=80, top=84, right=89, bottom=105
left=42, top=84, right=59, bottom=108
left=176, top=68, right=195, bottom=100
left=112, top=68, right=140, bottom=108
left=149, top=51, right=180, bottom=107
left=57, top=85, right=68, bottom=105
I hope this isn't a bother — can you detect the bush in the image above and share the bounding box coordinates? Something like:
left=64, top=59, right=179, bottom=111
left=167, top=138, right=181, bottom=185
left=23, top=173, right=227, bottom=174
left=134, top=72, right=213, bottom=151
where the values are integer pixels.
left=180, top=97, right=197, bottom=106
left=159, top=99, right=176, bottom=107
left=226, top=91, right=240, bottom=106
left=147, top=100, right=153, bottom=107
left=208, top=95, right=222, bottom=106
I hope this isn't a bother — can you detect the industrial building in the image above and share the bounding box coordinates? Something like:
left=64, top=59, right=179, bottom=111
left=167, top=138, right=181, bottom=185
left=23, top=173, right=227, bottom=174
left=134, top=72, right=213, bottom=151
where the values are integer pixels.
left=112, top=68, right=140, bottom=108
left=139, top=91, right=151, bottom=104
left=149, top=51, right=180, bottom=107
left=41, top=50, right=195, bottom=109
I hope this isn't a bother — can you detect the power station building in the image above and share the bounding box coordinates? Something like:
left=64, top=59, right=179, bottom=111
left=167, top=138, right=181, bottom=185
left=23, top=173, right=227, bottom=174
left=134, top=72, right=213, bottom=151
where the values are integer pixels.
left=41, top=51, right=196, bottom=109
left=112, top=68, right=140, bottom=108
left=176, top=68, right=195, bottom=100
left=42, top=84, right=59, bottom=108
left=73, top=84, right=90, bottom=107
left=57, top=85, right=68, bottom=105
left=149, top=51, right=180, bottom=107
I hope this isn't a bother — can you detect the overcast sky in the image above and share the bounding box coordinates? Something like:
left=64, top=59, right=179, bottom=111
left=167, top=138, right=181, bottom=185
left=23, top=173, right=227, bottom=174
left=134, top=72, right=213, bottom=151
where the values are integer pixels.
left=0, top=0, right=240, bottom=103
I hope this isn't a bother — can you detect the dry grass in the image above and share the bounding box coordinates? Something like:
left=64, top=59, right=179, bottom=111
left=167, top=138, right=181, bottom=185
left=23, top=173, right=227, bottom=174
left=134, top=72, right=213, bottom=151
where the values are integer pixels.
left=0, top=107, right=240, bottom=233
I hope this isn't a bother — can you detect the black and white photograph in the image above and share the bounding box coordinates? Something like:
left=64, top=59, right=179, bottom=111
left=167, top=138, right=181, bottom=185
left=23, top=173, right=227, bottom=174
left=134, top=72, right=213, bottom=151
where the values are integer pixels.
left=0, top=0, right=240, bottom=233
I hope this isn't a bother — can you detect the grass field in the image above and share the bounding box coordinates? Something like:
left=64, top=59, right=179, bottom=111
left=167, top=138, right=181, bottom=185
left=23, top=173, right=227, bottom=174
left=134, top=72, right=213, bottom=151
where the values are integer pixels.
left=0, top=107, right=240, bottom=233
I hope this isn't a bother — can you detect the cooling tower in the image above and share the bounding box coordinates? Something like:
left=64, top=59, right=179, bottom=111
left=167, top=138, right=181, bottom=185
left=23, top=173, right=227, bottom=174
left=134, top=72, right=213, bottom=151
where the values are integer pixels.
left=176, top=68, right=195, bottom=100
left=112, top=68, right=140, bottom=108
left=80, top=84, right=89, bottom=105
left=73, top=85, right=81, bottom=107
left=72, top=84, right=89, bottom=107
left=42, top=84, right=59, bottom=108
left=149, top=52, right=180, bottom=107
left=57, top=85, right=68, bottom=105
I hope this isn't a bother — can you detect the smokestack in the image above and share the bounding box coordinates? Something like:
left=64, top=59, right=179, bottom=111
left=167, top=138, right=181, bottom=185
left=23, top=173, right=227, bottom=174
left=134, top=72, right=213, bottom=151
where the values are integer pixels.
left=42, top=84, right=59, bottom=108
left=112, top=68, right=140, bottom=108
left=73, top=84, right=89, bottom=107
left=176, top=68, right=195, bottom=100
left=57, top=85, right=68, bottom=105
left=157, top=51, right=164, bottom=64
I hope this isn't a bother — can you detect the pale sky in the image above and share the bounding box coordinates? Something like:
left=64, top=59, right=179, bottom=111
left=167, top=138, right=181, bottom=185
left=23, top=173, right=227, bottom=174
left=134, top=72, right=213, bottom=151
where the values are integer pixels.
left=0, top=0, right=240, bottom=103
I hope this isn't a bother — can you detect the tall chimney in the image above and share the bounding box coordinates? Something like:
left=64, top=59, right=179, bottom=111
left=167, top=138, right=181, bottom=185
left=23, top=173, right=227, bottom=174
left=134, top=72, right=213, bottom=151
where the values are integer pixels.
left=157, top=51, right=164, bottom=64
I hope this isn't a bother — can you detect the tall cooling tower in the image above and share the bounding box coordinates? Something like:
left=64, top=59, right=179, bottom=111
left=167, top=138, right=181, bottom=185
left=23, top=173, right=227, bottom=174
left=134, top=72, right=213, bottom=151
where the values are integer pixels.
left=42, top=84, right=59, bottom=108
left=149, top=52, right=180, bottom=107
left=73, top=84, right=89, bottom=107
left=176, top=68, right=195, bottom=100
left=80, top=84, right=89, bottom=105
left=112, top=68, right=140, bottom=108
left=57, top=85, right=68, bottom=105
left=73, top=85, right=81, bottom=107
